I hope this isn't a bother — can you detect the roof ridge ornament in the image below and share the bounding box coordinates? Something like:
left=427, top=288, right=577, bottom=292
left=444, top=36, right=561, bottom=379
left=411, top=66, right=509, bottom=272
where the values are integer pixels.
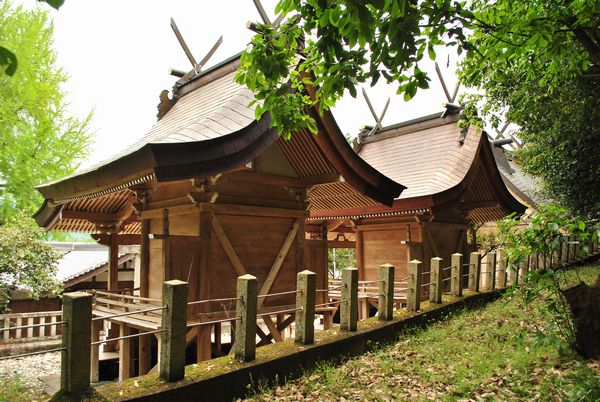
left=360, top=88, right=390, bottom=139
left=169, top=17, right=223, bottom=82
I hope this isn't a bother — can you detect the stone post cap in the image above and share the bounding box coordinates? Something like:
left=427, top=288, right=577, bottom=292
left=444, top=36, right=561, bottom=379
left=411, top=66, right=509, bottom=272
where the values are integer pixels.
left=298, top=269, right=316, bottom=275
left=431, top=257, right=443, bottom=261
left=63, top=291, right=92, bottom=299
left=452, top=253, right=463, bottom=257
left=409, top=259, right=422, bottom=264
left=380, top=263, right=394, bottom=268
left=164, top=279, right=188, bottom=286
left=238, top=274, right=257, bottom=281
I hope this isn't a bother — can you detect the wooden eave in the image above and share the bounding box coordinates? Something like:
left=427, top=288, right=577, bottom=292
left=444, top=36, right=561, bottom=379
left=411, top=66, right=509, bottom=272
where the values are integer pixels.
left=34, top=56, right=404, bottom=232
left=309, top=123, right=526, bottom=223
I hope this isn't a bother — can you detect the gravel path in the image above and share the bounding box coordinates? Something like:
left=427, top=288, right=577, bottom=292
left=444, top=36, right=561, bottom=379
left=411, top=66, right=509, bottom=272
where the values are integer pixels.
left=0, top=351, right=61, bottom=398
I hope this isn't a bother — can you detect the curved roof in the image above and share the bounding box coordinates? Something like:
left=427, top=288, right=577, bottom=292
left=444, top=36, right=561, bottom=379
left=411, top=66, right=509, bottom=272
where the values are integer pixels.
left=34, top=56, right=403, bottom=232
left=309, top=112, right=526, bottom=223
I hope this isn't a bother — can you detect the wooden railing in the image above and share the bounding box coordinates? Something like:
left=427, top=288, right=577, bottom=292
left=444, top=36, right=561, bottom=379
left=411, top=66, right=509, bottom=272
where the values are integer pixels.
left=0, top=310, right=62, bottom=343
left=90, top=290, right=163, bottom=330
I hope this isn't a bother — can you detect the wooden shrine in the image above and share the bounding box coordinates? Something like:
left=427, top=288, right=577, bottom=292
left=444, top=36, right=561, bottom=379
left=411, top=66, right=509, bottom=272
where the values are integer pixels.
left=33, top=54, right=403, bottom=377
left=307, top=111, right=526, bottom=285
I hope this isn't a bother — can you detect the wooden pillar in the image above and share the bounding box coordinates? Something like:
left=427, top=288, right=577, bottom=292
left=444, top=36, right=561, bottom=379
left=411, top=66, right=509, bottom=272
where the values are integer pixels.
left=138, top=333, right=151, bottom=375
left=407, top=260, right=422, bottom=311
left=108, top=232, right=119, bottom=291
left=429, top=257, right=443, bottom=304
left=140, top=219, right=150, bottom=298
left=355, top=229, right=365, bottom=281
left=118, top=324, right=131, bottom=381
left=90, top=319, right=102, bottom=383
left=197, top=210, right=213, bottom=362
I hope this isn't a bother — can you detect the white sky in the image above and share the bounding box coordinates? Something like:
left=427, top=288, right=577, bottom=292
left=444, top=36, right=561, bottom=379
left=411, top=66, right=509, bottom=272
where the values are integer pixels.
left=31, top=0, right=460, bottom=168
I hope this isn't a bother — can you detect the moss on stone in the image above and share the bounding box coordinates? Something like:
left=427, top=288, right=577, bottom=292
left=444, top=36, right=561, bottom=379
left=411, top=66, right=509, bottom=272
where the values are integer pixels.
left=68, top=290, right=494, bottom=401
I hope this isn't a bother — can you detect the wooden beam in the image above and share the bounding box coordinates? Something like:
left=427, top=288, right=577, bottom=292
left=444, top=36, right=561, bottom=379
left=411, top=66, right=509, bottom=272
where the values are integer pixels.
left=92, top=234, right=141, bottom=246
left=197, top=211, right=213, bottom=362
left=212, top=203, right=306, bottom=219
left=257, top=219, right=300, bottom=308
left=262, top=315, right=283, bottom=342
left=227, top=170, right=337, bottom=187
left=211, top=216, right=247, bottom=276
left=140, top=220, right=149, bottom=298
left=328, top=240, right=356, bottom=249
left=108, top=233, right=119, bottom=291
left=62, top=207, right=135, bottom=225
left=355, top=230, right=365, bottom=281
left=118, top=324, right=131, bottom=381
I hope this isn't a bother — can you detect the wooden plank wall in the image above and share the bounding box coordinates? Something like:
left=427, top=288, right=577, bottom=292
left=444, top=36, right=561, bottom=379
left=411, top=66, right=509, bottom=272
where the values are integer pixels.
left=304, top=239, right=328, bottom=304
left=358, top=223, right=422, bottom=281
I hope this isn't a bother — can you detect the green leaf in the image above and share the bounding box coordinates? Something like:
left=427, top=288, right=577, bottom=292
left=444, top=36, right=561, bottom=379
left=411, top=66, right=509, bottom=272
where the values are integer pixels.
left=0, top=47, right=18, bottom=76
left=43, top=0, right=65, bottom=10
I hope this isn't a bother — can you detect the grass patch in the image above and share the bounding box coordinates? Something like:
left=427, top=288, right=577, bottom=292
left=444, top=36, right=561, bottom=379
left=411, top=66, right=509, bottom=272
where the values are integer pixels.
left=243, top=263, right=600, bottom=401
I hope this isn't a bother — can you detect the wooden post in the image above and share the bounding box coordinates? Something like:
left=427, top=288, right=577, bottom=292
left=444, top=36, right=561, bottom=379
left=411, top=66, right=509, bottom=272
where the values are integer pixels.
left=61, top=292, right=92, bottom=396
left=108, top=232, right=119, bottom=291
left=378, top=264, right=394, bottom=321
left=488, top=252, right=497, bottom=290
left=118, top=324, right=132, bottom=381
left=235, top=274, right=258, bottom=361
left=197, top=211, right=213, bottom=362
left=497, top=252, right=507, bottom=289
left=340, top=267, right=358, bottom=332
left=138, top=333, right=151, bottom=376
left=451, top=254, right=463, bottom=297
left=407, top=260, right=422, bottom=311
left=140, top=219, right=150, bottom=297
left=295, top=270, right=316, bottom=344
left=160, top=280, right=188, bottom=381
left=90, top=319, right=102, bottom=383
left=429, top=257, right=443, bottom=304
left=468, top=252, right=480, bottom=292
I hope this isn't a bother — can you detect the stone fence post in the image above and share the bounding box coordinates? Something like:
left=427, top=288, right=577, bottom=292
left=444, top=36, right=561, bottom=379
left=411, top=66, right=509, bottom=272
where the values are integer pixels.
left=468, top=252, right=480, bottom=292
left=497, top=252, right=507, bottom=289
left=61, top=292, right=92, bottom=396
left=488, top=252, right=497, bottom=291
left=451, top=253, right=463, bottom=297
left=378, top=264, right=394, bottom=321
left=341, top=267, right=358, bottom=332
left=235, top=274, right=258, bottom=361
left=160, top=280, right=188, bottom=381
left=296, top=270, right=316, bottom=344
left=429, top=257, right=443, bottom=304
left=407, top=260, right=423, bottom=311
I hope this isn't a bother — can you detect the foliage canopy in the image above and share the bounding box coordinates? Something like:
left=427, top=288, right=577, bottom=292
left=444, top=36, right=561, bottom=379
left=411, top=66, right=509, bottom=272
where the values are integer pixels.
left=0, top=0, right=91, bottom=222
left=0, top=212, right=61, bottom=310
left=236, top=0, right=599, bottom=214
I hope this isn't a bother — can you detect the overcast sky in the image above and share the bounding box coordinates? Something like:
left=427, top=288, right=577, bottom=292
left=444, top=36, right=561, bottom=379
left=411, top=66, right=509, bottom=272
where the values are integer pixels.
left=30, top=0, right=460, bottom=168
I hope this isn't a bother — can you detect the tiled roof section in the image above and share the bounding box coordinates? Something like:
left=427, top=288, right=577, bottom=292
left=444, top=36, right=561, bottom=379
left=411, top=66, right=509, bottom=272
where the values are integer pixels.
left=50, top=242, right=133, bottom=283
left=50, top=71, right=255, bottom=182
left=359, top=121, right=479, bottom=200
left=492, top=146, right=547, bottom=206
